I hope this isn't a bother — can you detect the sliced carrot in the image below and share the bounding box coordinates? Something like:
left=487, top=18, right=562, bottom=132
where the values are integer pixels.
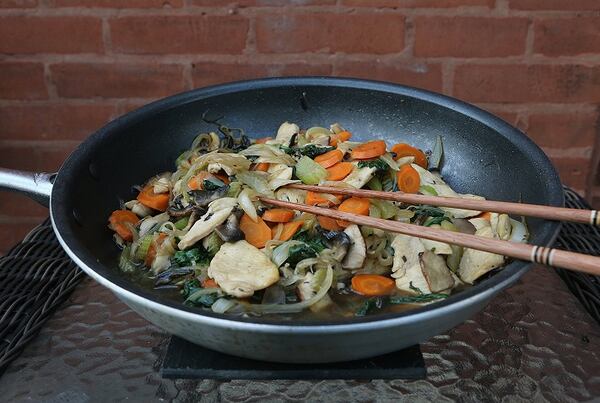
left=326, top=162, right=354, bottom=181
left=137, top=184, right=170, bottom=211
left=202, top=278, right=219, bottom=288
left=351, top=274, right=396, bottom=296
left=240, top=214, right=272, bottom=248
left=145, top=233, right=167, bottom=267
left=390, top=143, right=428, bottom=168
left=330, top=130, right=352, bottom=147
left=108, top=210, right=140, bottom=242
left=255, top=137, right=272, bottom=144
left=478, top=211, right=492, bottom=220
left=252, top=162, right=270, bottom=172
left=274, top=221, right=304, bottom=242
left=213, top=171, right=230, bottom=184
left=187, top=171, right=213, bottom=190
left=314, top=149, right=343, bottom=168
left=336, top=197, right=370, bottom=228
left=262, top=208, right=295, bottom=223
left=351, top=140, right=387, bottom=160
left=318, top=215, right=343, bottom=231
left=396, top=164, right=421, bottom=194
left=305, top=191, right=342, bottom=207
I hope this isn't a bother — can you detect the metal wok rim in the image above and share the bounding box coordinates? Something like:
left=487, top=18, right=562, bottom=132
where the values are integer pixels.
left=50, top=76, right=564, bottom=330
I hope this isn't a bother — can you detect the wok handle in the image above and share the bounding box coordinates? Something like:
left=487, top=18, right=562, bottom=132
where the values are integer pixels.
left=0, top=168, right=54, bottom=207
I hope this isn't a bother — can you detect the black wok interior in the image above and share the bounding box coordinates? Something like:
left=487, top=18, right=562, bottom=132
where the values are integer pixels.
left=50, top=77, right=563, bottom=325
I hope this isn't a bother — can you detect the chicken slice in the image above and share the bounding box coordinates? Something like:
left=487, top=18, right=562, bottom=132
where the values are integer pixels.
left=208, top=240, right=279, bottom=297
left=343, top=165, right=377, bottom=189
left=342, top=224, right=366, bottom=269
left=275, top=122, right=299, bottom=146
left=177, top=198, right=237, bottom=250
left=391, top=234, right=429, bottom=293
left=458, top=225, right=505, bottom=284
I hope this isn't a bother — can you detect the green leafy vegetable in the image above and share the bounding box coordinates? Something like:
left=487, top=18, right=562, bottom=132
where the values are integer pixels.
left=358, top=158, right=388, bottom=171
left=172, top=247, right=210, bottom=267
left=174, top=217, right=189, bottom=230
left=281, top=144, right=334, bottom=159
left=366, top=176, right=382, bottom=191
left=423, top=215, right=451, bottom=227
left=295, top=156, right=327, bottom=185
left=118, top=246, right=138, bottom=273
left=389, top=293, right=448, bottom=304
left=204, top=231, right=223, bottom=256
left=355, top=297, right=385, bottom=316
left=419, top=185, right=438, bottom=196
left=134, top=234, right=154, bottom=261
left=181, top=278, right=201, bottom=298
left=203, top=177, right=226, bottom=190
left=286, top=231, right=328, bottom=266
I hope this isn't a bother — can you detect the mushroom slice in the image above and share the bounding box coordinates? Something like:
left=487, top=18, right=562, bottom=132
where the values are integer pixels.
left=208, top=240, right=279, bottom=298
left=178, top=197, right=237, bottom=250
left=215, top=210, right=245, bottom=242
left=411, top=164, right=484, bottom=218
left=342, top=225, right=366, bottom=269
left=342, top=165, right=377, bottom=189
left=458, top=225, right=505, bottom=284
left=275, top=122, right=299, bottom=146
left=391, top=234, right=429, bottom=293
left=419, top=250, right=455, bottom=293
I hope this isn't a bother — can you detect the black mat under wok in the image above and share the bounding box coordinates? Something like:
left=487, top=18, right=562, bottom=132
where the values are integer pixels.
left=160, top=336, right=426, bottom=380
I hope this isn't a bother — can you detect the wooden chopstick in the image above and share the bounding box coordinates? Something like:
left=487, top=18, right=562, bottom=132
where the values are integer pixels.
left=259, top=196, right=600, bottom=276
left=286, top=184, right=600, bottom=226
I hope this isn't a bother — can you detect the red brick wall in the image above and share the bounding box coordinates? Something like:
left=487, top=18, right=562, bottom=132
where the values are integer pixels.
left=1, top=0, right=599, bottom=253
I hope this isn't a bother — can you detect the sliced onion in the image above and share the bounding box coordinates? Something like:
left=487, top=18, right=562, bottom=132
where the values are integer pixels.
left=272, top=223, right=284, bottom=241
left=429, top=135, right=444, bottom=171
left=237, top=267, right=333, bottom=314
left=139, top=212, right=170, bottom=237
left=237, top=171, right=274, bottom=197
left=271, top=240, right=303, bottom=267
left=509, top=218, right=529, bottom=243
left=396, top=156, right=415, bottom=167
left=269, top=178, right=300, bottom=191
left=211, top=298, right=236, bottom=314
left=238, top=188, right=258, bottom=222
left=380, top=153, right=399, bottom=171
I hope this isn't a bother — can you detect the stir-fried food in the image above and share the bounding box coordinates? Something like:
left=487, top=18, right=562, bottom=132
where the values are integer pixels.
left=109, top=122, right=529, bottom=318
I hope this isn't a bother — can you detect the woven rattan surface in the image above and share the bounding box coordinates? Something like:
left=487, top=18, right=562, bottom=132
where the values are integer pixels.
left=0, top=189, right=598, bottom=401
left=0, top=219, right=85, bottom=375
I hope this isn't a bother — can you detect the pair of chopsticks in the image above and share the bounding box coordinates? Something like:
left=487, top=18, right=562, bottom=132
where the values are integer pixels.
left=257, top=184, right=600, bottom=276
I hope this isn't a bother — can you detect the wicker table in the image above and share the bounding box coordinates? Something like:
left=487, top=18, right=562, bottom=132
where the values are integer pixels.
left=1, top=189, right=599, bottom=401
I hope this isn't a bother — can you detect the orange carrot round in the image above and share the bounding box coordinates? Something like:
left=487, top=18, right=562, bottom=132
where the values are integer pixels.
left=108, top=210, right=139, bottom=242
left=305, top=191, right=342, bottom=207
left=262, top=208, right=295, bottom=223
left=137, top=185, right=170, bottom=211
left=336, top=197, right=370, bottom=227
left=314, top=149, right=343, bottom=168
left=351, top=274, right=396, bottom=296
left=330, top=130, right=352, bottom=147
left=213, top=171, right=230, bottom=184
left=240, top=214, right=272, bottom=248
left=318, top=215, right=343, bottom=231
left=253, top=162, right=270, bottom=172
left=326, top=162, right=354, bottom=181
left=396, top=164, right=421, bottom=194
left=391, top=143, right=428, bottom=168
left=187, top=171, right=212, bottom=190
left=273, top=221, right=304, bottom=241
left=351, top=140, right=387, bottom=160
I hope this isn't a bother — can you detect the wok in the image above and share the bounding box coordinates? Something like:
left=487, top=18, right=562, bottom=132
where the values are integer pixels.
left=0, top=77, right=563, bottom=363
